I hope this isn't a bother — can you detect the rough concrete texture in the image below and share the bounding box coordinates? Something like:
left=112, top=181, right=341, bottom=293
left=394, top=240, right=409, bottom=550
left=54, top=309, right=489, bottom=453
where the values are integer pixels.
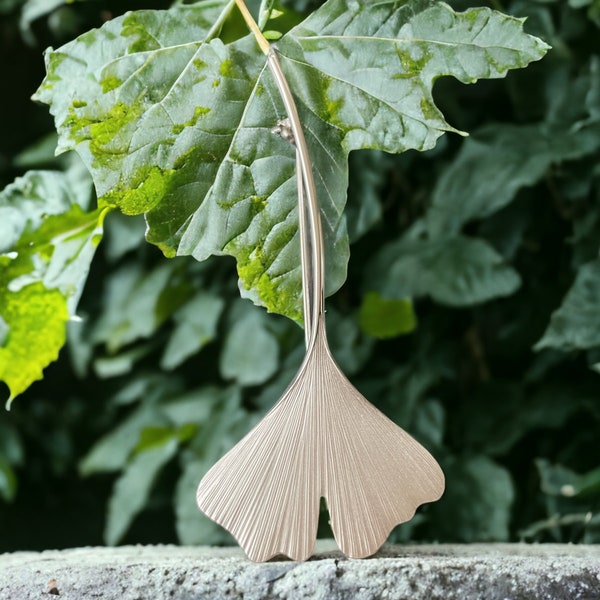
left=0, top=543, right=599, bottom=600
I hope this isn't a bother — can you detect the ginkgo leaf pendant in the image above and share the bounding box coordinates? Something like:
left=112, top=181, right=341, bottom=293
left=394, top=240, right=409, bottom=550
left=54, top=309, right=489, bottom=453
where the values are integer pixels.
left=196, top=42, right=444, bottom=562
left=197, top=315, right=444, bottom=562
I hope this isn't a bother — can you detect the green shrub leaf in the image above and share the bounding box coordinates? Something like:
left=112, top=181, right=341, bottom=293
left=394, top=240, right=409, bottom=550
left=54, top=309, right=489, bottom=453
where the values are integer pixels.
left=359, top=291, right=417, bottom=339
left=0, top=456, right=17, bottom=502
left=174, top=386, right=252, bottom=545
left=160, top=292, right=225, bottom=371
left=536, top=459, right=600, bottom=499
left=430, top=455, right=514, bottom=541
left=105, top=435, right=178, bottom=545
left=0, top=170, right=102, bottom=405
left=219, top=302, right=279, bottom=386
left=79, top=405, right=168, bottom=476
left=536, top=259, right=600, bottom=352
left=91, top=261, right=190, bottom=354
left=367, top=235, right=521, bottom=306
left=427, top=121, right=600, bottom=236
left=34, top=0, right=548, bottom=321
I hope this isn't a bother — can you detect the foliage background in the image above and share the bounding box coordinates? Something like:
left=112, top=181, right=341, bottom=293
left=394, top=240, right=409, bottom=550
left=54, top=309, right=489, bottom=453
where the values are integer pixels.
left=0, top=0, right=599, bottom=551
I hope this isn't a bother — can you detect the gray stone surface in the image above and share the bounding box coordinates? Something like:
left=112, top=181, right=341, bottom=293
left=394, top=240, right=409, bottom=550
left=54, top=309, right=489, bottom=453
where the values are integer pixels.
left=0, top=543, right=599, bottom=600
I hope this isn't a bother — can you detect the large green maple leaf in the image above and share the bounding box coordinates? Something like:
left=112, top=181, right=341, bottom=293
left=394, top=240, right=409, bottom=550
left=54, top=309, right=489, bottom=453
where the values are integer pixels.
left=34, top=0, right=549, bottom=322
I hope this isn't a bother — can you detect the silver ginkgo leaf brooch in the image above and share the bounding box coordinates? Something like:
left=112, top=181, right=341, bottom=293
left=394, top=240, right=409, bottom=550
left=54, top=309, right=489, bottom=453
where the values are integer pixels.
left=196, top=20, right=445, bottom=562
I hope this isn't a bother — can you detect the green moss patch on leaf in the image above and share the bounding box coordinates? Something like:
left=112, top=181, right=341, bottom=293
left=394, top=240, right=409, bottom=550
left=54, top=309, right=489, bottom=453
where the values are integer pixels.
left=101, top=165, right=180, bottom=215
left=232, top=242, right=302, bottom=324
left=101, top=76, right=124, bottom=93
left=171, top=106, right=211, bottom=135
left=63, top=101, right=143, bottom=159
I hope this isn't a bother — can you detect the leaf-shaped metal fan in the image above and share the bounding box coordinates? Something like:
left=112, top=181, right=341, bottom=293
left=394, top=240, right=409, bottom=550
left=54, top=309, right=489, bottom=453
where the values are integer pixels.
left=196, top=47, right=445, bottom=562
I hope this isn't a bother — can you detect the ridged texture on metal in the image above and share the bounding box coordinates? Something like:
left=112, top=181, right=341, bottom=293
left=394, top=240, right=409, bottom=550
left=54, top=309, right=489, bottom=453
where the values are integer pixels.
left=197, top=317, right=445, bottom=562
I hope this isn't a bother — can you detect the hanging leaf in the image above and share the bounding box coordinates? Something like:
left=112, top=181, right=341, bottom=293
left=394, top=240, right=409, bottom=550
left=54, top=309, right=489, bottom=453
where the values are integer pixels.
left=33, top=0, right=548, bottom=322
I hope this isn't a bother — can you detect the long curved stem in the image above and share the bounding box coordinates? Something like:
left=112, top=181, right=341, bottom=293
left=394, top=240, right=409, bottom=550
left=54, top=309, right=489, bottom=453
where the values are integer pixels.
left=267, top=50, right=325, bottom=349
left=234, top=0, right=324, bottom=346
left=296, top=152, right=313, bottom=346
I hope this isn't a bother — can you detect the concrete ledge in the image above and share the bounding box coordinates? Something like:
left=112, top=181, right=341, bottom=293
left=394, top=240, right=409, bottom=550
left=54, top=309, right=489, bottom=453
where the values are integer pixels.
left=1, top=543, right=599, bottom=599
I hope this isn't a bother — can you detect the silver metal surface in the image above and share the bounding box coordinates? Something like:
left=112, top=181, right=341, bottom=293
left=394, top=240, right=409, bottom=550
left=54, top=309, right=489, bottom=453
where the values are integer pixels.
left=196, top=50, right=445, bottom=562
